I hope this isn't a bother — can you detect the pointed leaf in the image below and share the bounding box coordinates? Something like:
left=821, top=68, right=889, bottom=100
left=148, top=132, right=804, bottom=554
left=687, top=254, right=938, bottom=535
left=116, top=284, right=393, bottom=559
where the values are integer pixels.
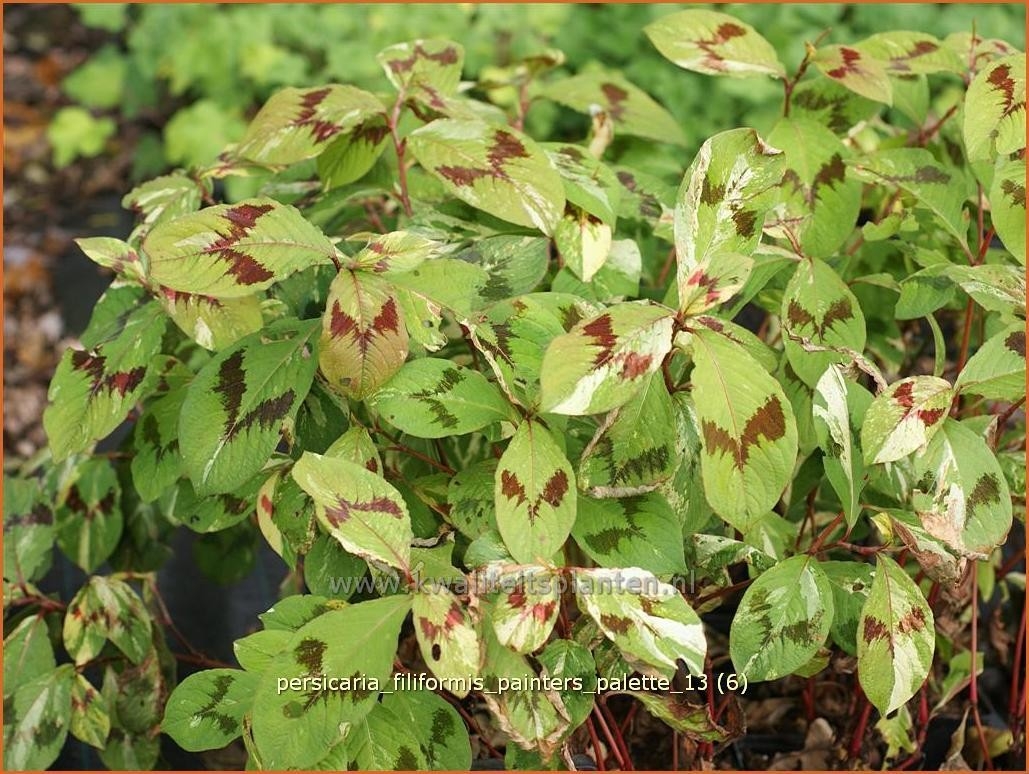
left=292, top=452, right=413, bottom=572
left=347, top=702, right=429, bottom=770
left=130, top=359, right=191, bottom=502
left=821, top=560, right=874, bottom=656
left=729, top=555, right=834, bottom=681
left=989, top=158, right=1026, bottom=265
left=378, top=39, right=464, bottom=107
left=481, top=563, right=561, bottom=654
left=790, top=78, right=880, bottom=135
left=320, top=269, right=408, bottom=400
left=645, top=10, right=785, bottom=78
left=158, top=289, right=263, bottom=351
left=540, top=301, right=674, bottom=415
left=144, top=198, right=336, bottom=297
left=677, top=251, right=753, bottom=317
left=554, top=209, right=612, bottom=283
left=857, top=32, right=964, bottom=75
left=495, top=419, right=576, bottom=564
left=69, top=673, right=110, bottom=749
left=317, top=116, right=390, bottom=188
left=413, top=589, right=481, bottom=697
left=180, top=318, right=319, bottom=495
left=861, top=376, right=952, bottom=464
left=56, top=457, right=122, bottom=573
left=408, top=119, right=564, bottom=233
left=542, top=143, right=621, bottom=225
left=858, top=555, right=935, bottom=715
left=369, top=358, right=514, bottom=438
left=912, top=418, right=1013, bottom=558
left=573, top=494, right=685, bottom=575
left=75, top=236, right=146, bottom=282
left=380, top=690, right=471, bottom=770
left=575, top=567, right=706, bottom=678
left=956, top=323, right=1026, bottom=400
left=235, top=84, right=385, bottom=165
left=674, top=128, right=784, bottom=287
left=62, top=576, right=151, bottom=666
left=162, top=669, right=259, bottom=752
left=812, top=366, right=870, bottom=527
left=122, top=172, right=203, bottom=230
left=691, top=327, right=798, bottom=530
left=814, top=45, right=893, bottom=104
left=964, top=54, right=1026, bottom=163
left=3, top=477, right=55, bottom=584
left=349, top=230, right=440, bottom=274
left=945, top=263, right=1026, bottom=315
left=3, top=616, right=56, bottom=696
left=3, top=665, right=75, bottom=771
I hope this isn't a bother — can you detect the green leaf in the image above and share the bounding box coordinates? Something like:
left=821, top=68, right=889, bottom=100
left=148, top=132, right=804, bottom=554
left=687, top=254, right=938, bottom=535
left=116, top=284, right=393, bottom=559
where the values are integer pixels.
left=767, top=118, right=862, bottom=258
left=131, top=359, right=191, bottom=502
left=180, top=318, right=320, bottom=495
left=292, top=452, right=413, bottom=573
left=303, top=534, right=368, bottom=599
left=413, top=588, right=481, bottom=697
left=378, top=39, right=464, bottom=105
left=495, top=418, right=576, bottom=564
left=235, top=84, right=385, bottom=165
left=536, top=639, right=596, bottom=732
left=812, top=366, right=870, bottom=527
left=620, top=691, right=730, bottom=742
left=989, top=158, right=1027, bottom=265
left=912, top=418, right=1013, bottom=558
left=56, top=457, right=123, bottom=573
left=573, top=494, right=685, bottom=575
left=483, top=564, right=561, bottom=654
left=75, top=236, right=146, bottom=282
left=674, top=128, right=784, bottom=290
left=858, top=555, right=935, bottom=715
left=542, top=143, right=621, bottom=225
left=964, top=54, right=1026, bottom=163
left=540, top=301, right=674, bottom=415
left=347, top=702, right=429, bottom=770
left=388, top=257, right=490, bottom=318
left=575, top=567, right=705, bottom=678
left=3, top=616, right=56, bottom=697
left=3, top=665, right=75, bottom=770
left=895, top=265, right=955, bottom=319
left=69, top=673, right=110, bottom=749
left=645, top=10, right=785, bottom=79
left=860, top=376, right=952, bottom=464
left=233, top=629, right=292, bottom=673
left=62, top=576, right=151, bottom=666
left=814, top=45, right=893, bottom=104
left=540, top=71, right=686, bottom=146
left=782, top=259, right=867, bottom=387
left=691, top=326, right=798, bottom=531
left=47, top=106, right=115, bottom=168
left=143, top=198, right=336, bottom=297
left=408, top=119, right=565, bottom=233
left=318, top=116, right=390, bottom=188
left=320, top=270, right=409, bottom=400
left=369, top=358, right=514, bottom=438
left=677, top=251, right=752, bottom=317
left=857, top=32, right=963, bottom=75
left=159, top=290, right=264, bottom=351
left=848, top=149, right=969, bottom=250
left=945, top=263, right=1026, bottom=315
left=3, top=477, right=56, bottom=583
left=956, top=323, right=1026, bottom=401
left=380, top=690, right=472, bottom=770
left=44, top=302, right=166, bottom=462
left=457, top=235, right=551, bottom=303
left=821, top=560, right=874, bottom=656
left=162, top=669, right=259, bottom=752
left=790, top=78, right=880, bottom=135
left=578, top=373, right=676, bottom=497
left=729, top=555, right=834, bottom=681
left=349, top=230, right=440, bottom=274
left=251, top=595, right=411, bottom=769
left=258, top=594, right=334, bottom=632
left=446, top=459, right=499, bottom=539
left=554, top=209, right=612, bottom=283
left=122, top=172, right=203, bottom=230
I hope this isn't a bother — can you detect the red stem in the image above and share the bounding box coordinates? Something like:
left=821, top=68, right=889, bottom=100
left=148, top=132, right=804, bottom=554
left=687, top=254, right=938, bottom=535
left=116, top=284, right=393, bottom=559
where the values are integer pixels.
left=584, top=716, right=607, bottom=769
left=970, top=565, right=995, bottom=769
left=1009, top=595, right=1026, bottom=727
left=388, top=90, right=413, bottom=217
left=848, top=684, right=872, bottom=759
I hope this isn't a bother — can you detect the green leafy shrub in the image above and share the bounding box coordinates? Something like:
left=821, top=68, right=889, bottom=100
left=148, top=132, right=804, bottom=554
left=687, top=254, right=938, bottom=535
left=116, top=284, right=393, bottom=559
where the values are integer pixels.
left=8, top=8, right=1026, bottom=770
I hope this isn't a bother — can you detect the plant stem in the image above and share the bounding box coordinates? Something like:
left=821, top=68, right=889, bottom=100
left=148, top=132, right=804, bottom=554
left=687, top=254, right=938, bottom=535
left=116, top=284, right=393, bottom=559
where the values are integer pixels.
left=1009, top=596, right=1026, bottom=732
left=592, top=705, right=629, bottom=769
left=848, top=684, right=872, bottom=759
left=584, top=716, right=606, bottom=769
left=808, top=512, right=846, bottom=554
left=782, top=32, right=829, bottom=117
left=389, top=90, right=413, bottom=217
left=970, top=563, right=994, bottom=769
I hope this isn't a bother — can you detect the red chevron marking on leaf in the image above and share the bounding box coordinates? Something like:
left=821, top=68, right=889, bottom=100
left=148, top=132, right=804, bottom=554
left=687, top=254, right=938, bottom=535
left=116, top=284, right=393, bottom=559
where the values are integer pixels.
left=291, top=87, right=344, bottom=144
left=987, top=64, right=1023, bottom=118
left=324, top=496, right=403, bottom=526
left=582, top=314, right=617, bottom=367
left=1005, top=330, right=1026, bottom=357
left=619, top=351, right=653, bottom=379
left=541, top=470, right=569, bottom=507
left=227, top=390, right=296, bottom=440
left=600, top=83, right=629, bottom=121
left=893, top=381, right=946, bottom=426
left=827, top=47, right=863, bottom=78
left=701, top=395, right=786, bottom=470
left=71, top=350, right=146, bottom=397
left=694, top=22, right=747, bottom=72
left=387, top=42, right=460, bottom=74
left=371, top=297, right=400, bottom=334
left=499, top=470, right=527, bottom=506
left=436, top=129, right=528, bottom=187
left=204, top=203, right=275, bottom=285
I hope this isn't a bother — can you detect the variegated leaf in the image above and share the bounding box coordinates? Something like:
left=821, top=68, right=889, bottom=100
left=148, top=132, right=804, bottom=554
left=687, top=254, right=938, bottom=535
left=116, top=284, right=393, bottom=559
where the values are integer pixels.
left=912, top=418, right=1013, bottom=558
left=945, top=263, right=1026, bottom=315
left=235, top=84, right=385, bottom=164
left=956, top=323, right=1026, bottom=400
left=540, top=301, right=674, bottom=416
left=821, top=560, right=874, bottom=656
left=690, top=327, right=798, bottom=530
left=447, top=459, right=499, bottom=539
left=814, top=44, right=893, bottom=104
left=412, top=589, right=481, bottom=697
left=677, top=251, right=752, bottom=317
left=75, top=236, right=147, bottom=282
left=369, top=358, right=514, bottom=438
left=540, top=72, right=686, bottom=146
left=861, top=376, right=953, bottom=465
left=347, top=702, right=428, bottom=770
left=44, top=301, right=166, bottom=462
left=574, top=567, right=706, bottom=678
left=317, top=116, right=390, bottom=189
left=378, top=39, right=464, bottom=108
left=408, top=119, right=564, bottom=233
left=122, top=172, right=203, bottom=230
left=378, top=690, right=471, bottom=770
left=480, top=564, right=561, bottom=654
left=542, top=143, right=621, bottom=225
left=645, top=10, right=785, bottom=79
left=887, top=510, right=966, bottom=587
left=674, top=128, right=784, bottom=289
left=179, top=318, right=320, bottom=495
left=812, top=365, right=871, bottom=527
left=495, top=419, right=576, bottom=564
left=319, top=270, right=408, bottom=400
left=349, top=230, right=440, bottom=274
left=989, top=158, right=1026, bottom=265
left=55, top=457, right=122, bottom=573
left=790, top=77, right=880, bottom=135
left=158, top=288, right=263, bottom=351
left=767, top=118, right=862, bottom=258
left=69, top=673, right=109, bottom=750
left=573, top=494, right=685, bottom=575
left=857, top=31, right=963, bottom=75
left=729, top=555, right=834, bottom=681
left=3, top=664, right=75, bottom=771
left=325, top=426, right=383, bottom=475
left=456, top=234, right=551, bottom=303
left=251, top=596, right=411, bottom=769
left=292, top=452, right=413, bottom=573
left=578, top=373, right=676, bottom=497
left=858, top=555, right=935, bottom=715
left=144, top=198, right=337, bottom=297
left=782, top=259, right=867, bottom=387
left=964, top=53, right=1026, bottom=163
left=62, top=576, right=151, bottom=666
left=554, top=208, right=612, bottom=283
left=163, top=669, right=259, bottom=752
